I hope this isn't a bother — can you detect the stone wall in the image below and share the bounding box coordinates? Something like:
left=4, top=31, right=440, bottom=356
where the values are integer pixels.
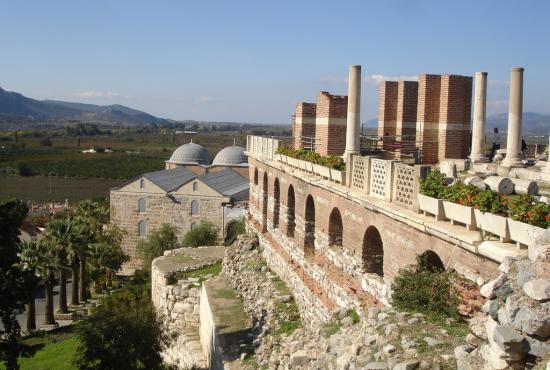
left=315, top=91, right=348, bottom=156
left=198, top=284, right=223, bottom=370
left=378, top=81, right=398, bottom=154
left=111, top=190, right=225, bottom=272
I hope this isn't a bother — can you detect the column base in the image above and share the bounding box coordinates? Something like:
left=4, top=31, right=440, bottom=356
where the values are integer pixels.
left=470, top=156, right=489, bottom=163
left=501, top=157, right=524, bottom=168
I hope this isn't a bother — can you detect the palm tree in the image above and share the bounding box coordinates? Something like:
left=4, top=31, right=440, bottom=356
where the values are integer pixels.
left=73, top=200, right=109, bottom=303
left=19, top=241, right=41, bottom=332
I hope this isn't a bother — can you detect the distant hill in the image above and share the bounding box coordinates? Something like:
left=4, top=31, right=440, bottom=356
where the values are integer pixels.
left=0, top=86, right=168, bottom=126
left=362, top=112, right=550, bottom=135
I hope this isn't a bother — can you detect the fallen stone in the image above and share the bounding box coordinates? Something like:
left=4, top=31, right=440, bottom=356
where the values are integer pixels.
left=522, top=278, right=550, bottom=301
left=510, top=303, right=550, bottom=337
left=383, top=344, right=396, bottom=354
left=464, top=176, right=486, bottom=190
left=530, top=229, right=550, bottom=262
left=365, top=362, right=388, bottom=370
left=423, top=337, right=440, bottom=347
left=515, top=259, right=535, bottom=287
left=480, top=274, right=507, bottom=299
left=481, top=299, right=499, bottom=320
left=498, top=256, right=514, bottom=274
left=368, top=307, right=380, bottom=319
left=341, top=316, right=354, bottom=327
left=492, top=325, right=526, bottom=355
left=469, top=314, right=487, bottom=340
left=484, top=176, right=514, bottom=195
left=525, top=335, right=550, bottom=358
left=290, top=350, right=309, bottom=366
left=392, top=360, right=419, bottom=370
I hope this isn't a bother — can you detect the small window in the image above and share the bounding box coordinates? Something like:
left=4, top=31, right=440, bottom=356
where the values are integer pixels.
left=191, top=200, right=199, bottom=215
left=192, top=182, right=198, bottom=192
left=140, top=179, right=145, bottom=188
left=190, top=222, right=197, bottom=230
left=138, top=220, right=147, bottom=237
left=138, top=198, right=146, bottom=212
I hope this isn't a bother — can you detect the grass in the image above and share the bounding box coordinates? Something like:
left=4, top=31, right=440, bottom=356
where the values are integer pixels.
left=0, top=325, right=80, bottom=370
left=0, top=174, right=123, bottom=203
left=168, top=261, right=222, bottom=284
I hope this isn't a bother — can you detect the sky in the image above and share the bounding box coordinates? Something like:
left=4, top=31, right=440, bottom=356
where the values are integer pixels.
left=1, top=0, right=549, bottom=123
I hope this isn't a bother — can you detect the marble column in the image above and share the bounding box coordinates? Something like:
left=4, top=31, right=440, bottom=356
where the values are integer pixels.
left=344, top=65, right=361, bottom=156
left=502, top=67, right=524, bottom=167
left=470, top=72, right=488, bottom=162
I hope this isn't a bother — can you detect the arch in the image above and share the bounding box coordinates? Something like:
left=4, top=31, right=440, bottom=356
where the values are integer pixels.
left=418, top=250, right=445, bottom=272
left=304, top=195, right=315, bottom=257
left=138, top=220, right=147, bottom=237
left=138, top=198, right=146, bottom=212
left=273, top=178, right=280, bottom=229
left=328, top=207, right=343, bottom=247
left=286, top=185, right=296, bottom=237
left=253, top=167, right=258, bottom=185
left=140, top=179, right=145, bottom=188
left=262, top=172, right=268, bottom=231
left=191, top=200, right=200, bottom=215
left=192, top=182, right=198, bottom=192
left=362, top=226, right=384, bottom=276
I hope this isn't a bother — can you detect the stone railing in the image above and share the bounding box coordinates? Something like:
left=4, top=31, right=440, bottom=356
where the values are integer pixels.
left=246, top=135, right=281, bottom=159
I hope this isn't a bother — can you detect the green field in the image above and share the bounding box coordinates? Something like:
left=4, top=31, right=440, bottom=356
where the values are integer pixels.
left=0, top=326, right=79, bottom=370
left=0, top=175, right=124, bottom=203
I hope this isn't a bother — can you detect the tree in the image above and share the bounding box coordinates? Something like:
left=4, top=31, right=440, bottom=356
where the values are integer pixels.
left=75, top=288, right=172, bottom=370
left=224, top=217, right=246, bottom=245
left=19, top=241, right=41, bottom=332
left=137, top=224, right=179, bottom=271
left=73, top=200, right=109, bottom=303
left=0, top=200, right=29, bottom=370
left=182, top=221, right=218, bottom=248
left=31, top=239, right=61, bottom=325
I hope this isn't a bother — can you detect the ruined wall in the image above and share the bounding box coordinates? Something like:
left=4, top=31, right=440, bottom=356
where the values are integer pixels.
left=396, top=80, right=419, bottom=158
left=111, top=191, right=224, bottom=273
left=293, top=102, right=317, bottom=150
left=315, top=92, right=347, bottom=156
left=378, top=81, right=398, bottom=155
left=248, top=158, right=500, bottom=316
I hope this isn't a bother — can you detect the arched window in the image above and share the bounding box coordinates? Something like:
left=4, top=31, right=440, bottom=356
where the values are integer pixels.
left=418, top=250, right=445, bottom=272
left=328, top=208, right=343, bottom=247
left=262, top=172, right=268, bottom=231
left=253, top=168, right=258, bottom=185
left=192, top=182, right=198, bottom=192
left=138, top=198, right=146, bottom=212
left=138, top=220, right=147, bottom=237
left=273, top=178, right=280, bottom=229
left=140, top=179, right=145, bottom=188
left=304, top=195, right=315, bottom=257
left=362, top=226, right=384, bottom=276
left=191, top=200, right=199, bottom=215
left=286, top=185, right=295, bottom=237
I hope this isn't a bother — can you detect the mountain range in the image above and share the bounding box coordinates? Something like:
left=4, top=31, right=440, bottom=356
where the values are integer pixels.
left=0, top=86, right=168, bottom=126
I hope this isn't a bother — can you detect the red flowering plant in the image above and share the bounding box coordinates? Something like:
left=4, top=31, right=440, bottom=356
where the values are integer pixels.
left=509, top=195, right=550, bottom=228
left=441, top=183, right=481, bottom=206
left=469, top=190, right=508, bottom=215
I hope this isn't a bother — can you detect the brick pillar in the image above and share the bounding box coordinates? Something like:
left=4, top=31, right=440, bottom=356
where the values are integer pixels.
left=293, top=102, right=317, bottom=150
left=377, top=81, right=398, bottom=155
left=396, top=81, right=419, bottom=159
left=315, top=91, right=348, bottom=156
left=438, top=75, right=473, bottom=161
left=416, top=74, right=441, bottom=164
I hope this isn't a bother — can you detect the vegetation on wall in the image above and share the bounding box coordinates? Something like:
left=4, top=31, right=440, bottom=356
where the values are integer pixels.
left=182, top=221, right=218, bottom=248
left=276, top=146, right=346, bottom=171
left=224, top=217, right=246, bottom=245
left=137, top=224, right=179, bottom=271
left=419, top=170, right=550, bottom=228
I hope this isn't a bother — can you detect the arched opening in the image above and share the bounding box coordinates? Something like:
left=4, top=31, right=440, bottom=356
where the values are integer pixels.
left=138, top=198, right=146, bottom=212
left=286, top=185, right=295, bottom=237
left=328, top=207, right=343, bottom=247
left=273, top=178, right=280, bottom=229
left=192, top=182, right=198, bottom=191
left=304, top=195, right=315, bottom=257
left=191, top=200, right=200, bottom=215
left=262, top=172, right=268, bottom=231
left=140, top=179, right=145, bottom=188
left=362, top=226, right=384, bottom=276
left=253, top=168, right=258, bottom=185
left=138, top=220, right=147, bottom=237
left=418, top=250, right=445, bottom=272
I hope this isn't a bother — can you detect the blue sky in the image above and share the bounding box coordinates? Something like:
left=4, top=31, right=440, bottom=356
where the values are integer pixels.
left=1, top=0, right=549, bottom=123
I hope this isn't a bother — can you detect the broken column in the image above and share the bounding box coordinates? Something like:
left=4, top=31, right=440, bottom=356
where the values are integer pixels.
left=344, top=65, right=361, bottom=157
left=470, top=72, right=488, bottom=163
left=502, top=67, right=524, bottom=167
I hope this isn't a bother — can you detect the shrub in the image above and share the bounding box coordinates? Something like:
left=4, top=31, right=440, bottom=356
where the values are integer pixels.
left=441, top=182, right=480, bottom=206
left=94, top=146, right=105, bottom=153
left=509, top=195, right=550, bottom=228
left=182, top=221, right=218, bottom=248
left=391, top=253, right=460, bottom=321
left=137, top=224, right=179, bottom=271
left=75, top=289, right=171, bottom=370
left=17, top=162, right=33, bottom=177
left=225, top=217, right=246, bottom=245
left=39, top=137, right=53, bottom=146
left=276, top=146, right=345, bottom=171
left=419, top=170, right=445, bottom=198
left=470, top=190, right=507, bottom=215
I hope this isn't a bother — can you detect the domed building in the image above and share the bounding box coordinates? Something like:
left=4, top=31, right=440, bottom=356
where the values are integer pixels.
left=212, top=145, right=247, bottom=166
left=165, top=140, right=211, bottom=171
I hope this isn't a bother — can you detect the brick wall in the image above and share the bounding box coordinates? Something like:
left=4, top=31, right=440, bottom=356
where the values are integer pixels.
left=396, top=81, right=419, bottom=158
left=377, top=81, right=398, bottom=155
left=292, top=102, right=316, bottom=150
left=315, top=91, right=347, bottom=156
left=416, top=74, right=442, bottom=164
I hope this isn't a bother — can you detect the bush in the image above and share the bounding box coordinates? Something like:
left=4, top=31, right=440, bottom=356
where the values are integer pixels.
left=276, top=146, right=346, bottom=171
left=509, top=195, right=550, bottom=228
left=94, top=146, right=105, bottom=153
left=39, top=137, right=53, bottom=146
left=225, top=217, right=246, bottom=245
left=75, top=289, right=171, bottom=370
left=391, top=253, right=460, bottom=321
left=470, top=189, right=507, bottom=215
left=419, top=170, right=445, bottom=198
left=17, top=162, right=33, bottom=177
left=441, top=182, right=480, bottom=205
left=182, top=221, right=218, bottom=248
left=137, top=224, right=179, bottom=271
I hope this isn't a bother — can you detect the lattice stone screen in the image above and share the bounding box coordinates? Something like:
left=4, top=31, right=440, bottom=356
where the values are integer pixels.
left=247, top=136, right=280, bottom=159
left=392, top=163, right=415, bottom=209
left=351, top=156, right=370, bottom=193
left=369, top=159, right=392, bottom=201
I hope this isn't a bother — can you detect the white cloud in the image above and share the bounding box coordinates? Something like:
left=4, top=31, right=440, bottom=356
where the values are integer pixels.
left=73, top=91, right=120, bottom=99
left=197, top=96, right=212, bottom=103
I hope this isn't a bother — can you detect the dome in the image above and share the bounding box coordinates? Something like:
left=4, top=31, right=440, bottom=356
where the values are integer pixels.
left=168, top=141, right=210, bottom=165
left=212, top=145, right=248, bottom=166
